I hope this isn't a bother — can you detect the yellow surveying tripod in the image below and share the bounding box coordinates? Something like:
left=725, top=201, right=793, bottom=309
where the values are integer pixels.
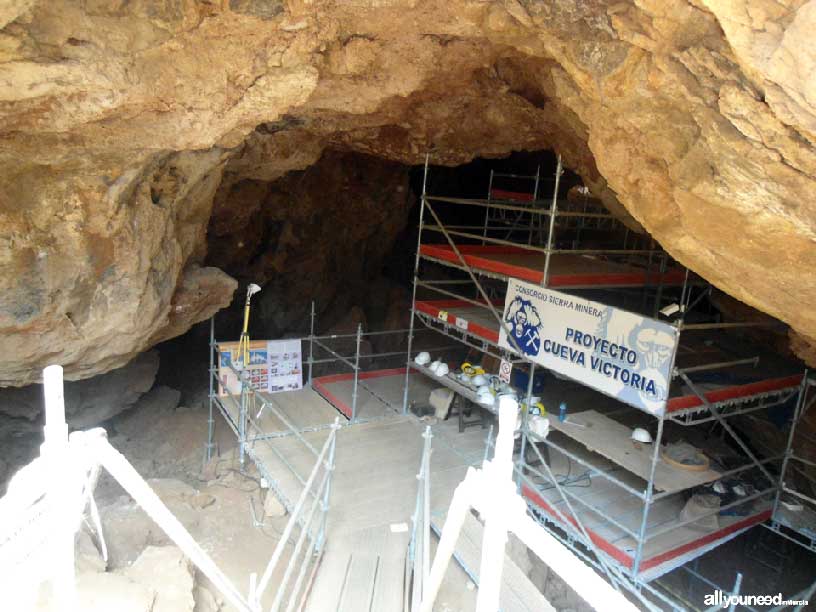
left=236, top=283, right=261, bottom=367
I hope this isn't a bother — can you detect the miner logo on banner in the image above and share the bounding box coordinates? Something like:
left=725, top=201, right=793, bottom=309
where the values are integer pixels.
left=504, top=296, right=543, bottom=356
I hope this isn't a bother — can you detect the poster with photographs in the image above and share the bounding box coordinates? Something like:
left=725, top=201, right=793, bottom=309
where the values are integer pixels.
left=266, top=339, right=303, bottom=393
left=217, top=339, right=302, bottom=395
left=217, top=340, right=269, bottom=396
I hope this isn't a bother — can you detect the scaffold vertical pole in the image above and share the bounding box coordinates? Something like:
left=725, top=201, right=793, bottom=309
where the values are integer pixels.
left=482, top=169, right=494, bottom=245
left=677, top=268, right=690, bottom=326
left=351, top=322, right=362, bottom=422
left=653, top=253, right=668, bottom=318
left=518, top=363, right=536, bottom=489
left=641, top=239, right=655, bottom=313
left=528, top=165, right=541, bottom=245
left=403, top=153, right=430, bottom=414
left=206, top=316, right=215, bottom=463
left=772, top=370, right=809, bottom=519
left=542, top=155, right=562, bottom=287
left=308, top=300, right=316, bottom=386
left=238, top=370, right=247, bottom=467
left=632, top=414, right=665, bottom=576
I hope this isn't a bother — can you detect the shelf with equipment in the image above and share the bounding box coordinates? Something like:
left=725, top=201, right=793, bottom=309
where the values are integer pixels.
left=413, top=297, right=802, bottom=422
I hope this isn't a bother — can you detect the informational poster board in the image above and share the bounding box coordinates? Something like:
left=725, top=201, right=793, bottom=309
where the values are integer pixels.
left=218, top=339, right=303, bottom=396
left=265, top=339, right=303, bottom=393
left=498, top=278, right=679, bottom=413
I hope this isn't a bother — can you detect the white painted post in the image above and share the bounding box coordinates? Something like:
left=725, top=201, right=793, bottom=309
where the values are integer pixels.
left=42, top=365, right=76, bottom=611
left=475, top=397, right=517, bottom=612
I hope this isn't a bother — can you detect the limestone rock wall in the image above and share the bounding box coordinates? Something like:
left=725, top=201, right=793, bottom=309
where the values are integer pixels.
left=0, top=0, right=814, bottom=384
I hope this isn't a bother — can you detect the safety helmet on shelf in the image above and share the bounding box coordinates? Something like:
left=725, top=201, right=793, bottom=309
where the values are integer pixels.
left=472, top=374, right=488, bottom=387
left=435, top=363, right=450, bottom=377
left=631, top=427, right=653, bottom=444
left=414, top=351, right=431, bottom=365
left=461, top=362, right=486, bottom=376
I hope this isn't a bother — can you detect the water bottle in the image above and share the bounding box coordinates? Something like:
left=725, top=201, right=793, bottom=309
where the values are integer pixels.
left=559, top=402, right=567, bottom=422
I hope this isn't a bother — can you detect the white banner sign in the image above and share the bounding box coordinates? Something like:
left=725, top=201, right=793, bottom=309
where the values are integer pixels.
left=498, top=279, right=678, bottom=413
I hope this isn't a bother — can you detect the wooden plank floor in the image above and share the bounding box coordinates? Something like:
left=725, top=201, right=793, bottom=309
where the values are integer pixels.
left=547, top=410, right=721, bottom=493
left=305, top=527, right=408, bottom=612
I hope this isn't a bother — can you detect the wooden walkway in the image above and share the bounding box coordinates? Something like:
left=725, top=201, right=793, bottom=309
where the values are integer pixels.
left=221, top=374, right=558, bottom=610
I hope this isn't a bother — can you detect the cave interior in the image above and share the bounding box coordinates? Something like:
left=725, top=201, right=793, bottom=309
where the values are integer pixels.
left=3, top=146, right=815, bottom=611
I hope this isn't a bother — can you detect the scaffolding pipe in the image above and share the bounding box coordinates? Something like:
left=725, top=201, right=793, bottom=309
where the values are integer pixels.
left=652, top=254, right=668, bottom=318
left=631, top=415, right=665, bottom=576
left=678, top=320, right=783, bottom=331
left=312, top=338, right=356, bottom=370
left=517, top=363, right=535, bottom=489
left=651, top=453, right=782, bottom=502
left=421, top=199, right=527, bottom=357
left=542, top=155, right=562, bottom=287
left=481, top=169, right=494, bottom=245
left=351, top=323, right=362, bottom=422
left=522, top=440, right=626, bottom=586
left=426, top=195, right=615, bottom=219
left=423, top=225, right=660, bottom=257
left=773, top=373, right=810, bottom=519
left=308, top=301, right=316, bottom=385
left=403, top=154, right=430, bottom=414
left=207, top=317, right=215, bottom=462
left=675, top=357, right=759, bottom=375
left=532, top=165, right=542, bottom=243
left=238, top=370, right=248, bottom=467
left=678, top=371, right=775, bottom=486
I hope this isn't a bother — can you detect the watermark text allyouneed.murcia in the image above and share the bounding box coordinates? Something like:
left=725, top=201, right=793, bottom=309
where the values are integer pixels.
left=704, top=590, right=809, bottom=608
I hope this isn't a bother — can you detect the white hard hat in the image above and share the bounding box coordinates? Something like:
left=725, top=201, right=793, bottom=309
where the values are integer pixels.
left=472, top=374, right=488, bottom=387
left=414, top=351, right=431, bottom=365
left=435, top=363, right=450, bottom=377
left=631, top=427, right=653, bottom=444
left=428, top=359, right=442, bottom=373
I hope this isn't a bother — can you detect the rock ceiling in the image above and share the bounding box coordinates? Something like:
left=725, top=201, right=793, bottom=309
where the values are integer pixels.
left=0, top=0, right=814, bottom=384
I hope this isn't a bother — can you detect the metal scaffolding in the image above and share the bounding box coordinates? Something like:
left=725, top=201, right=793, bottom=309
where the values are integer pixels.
left=399, top=154, right=813, bottom=610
